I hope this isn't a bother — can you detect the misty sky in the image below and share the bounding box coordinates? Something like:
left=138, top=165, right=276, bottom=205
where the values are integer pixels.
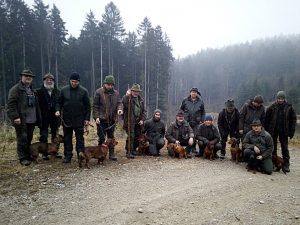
left=24, top=0, right=300, bottom=57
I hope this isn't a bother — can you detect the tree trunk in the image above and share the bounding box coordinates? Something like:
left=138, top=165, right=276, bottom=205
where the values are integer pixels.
left=1, top=34, right=7, bottom=115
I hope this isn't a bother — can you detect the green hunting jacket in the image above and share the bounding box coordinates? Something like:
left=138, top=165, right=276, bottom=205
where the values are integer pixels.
left=243, top=129, right=273, bottom=159
left=165, top=120, right=194, bottom=143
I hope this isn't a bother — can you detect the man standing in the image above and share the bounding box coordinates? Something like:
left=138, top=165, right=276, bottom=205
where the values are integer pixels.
left=55, top=72, right=91, bottom=163
left=180, top=87, right=205, bottom=153
left=195, top=114, right=221, bottom=158
left=7, top=69, right=41, bottom=166
left=265, top=91, right=297, bottom=172
left=217, top=99, right=240, bottom=159
left=93, top=75, right=123, bottom=161
left=144, top=109, right=166, bottom=156
left=122, top=84, right=147, bottom=159
left=36, top=73, right=61, bottom=160
left=165, top=110, right=194, bottom=158
left=239, top=95, right=265, bottom=140
left=243, top=119, right=273, bottom=175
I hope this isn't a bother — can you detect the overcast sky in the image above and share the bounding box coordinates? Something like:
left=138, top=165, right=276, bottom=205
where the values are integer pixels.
left=24, top=0, right=300, bottom=57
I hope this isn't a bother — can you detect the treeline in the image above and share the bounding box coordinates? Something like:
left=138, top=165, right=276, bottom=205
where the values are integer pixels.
left=171, top=35, right=300, bottom=113
left=0, top=0, right=173, bottom=120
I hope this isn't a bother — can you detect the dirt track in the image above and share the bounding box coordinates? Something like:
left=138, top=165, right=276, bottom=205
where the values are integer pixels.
left=0, top=143, right=299, bottom=225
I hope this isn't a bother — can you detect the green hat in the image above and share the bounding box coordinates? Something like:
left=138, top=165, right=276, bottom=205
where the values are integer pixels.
left=276, top=91, right=286, bottom=99
left=253, top=95, right=264, bottom=104
left=225, top=99, right=235, bottom=108
left=20, top=69, right=35, bottom=77
left=103, top=75, right=115, bottom=84
left=43, top=73, right=54, bottom=80
left=250, top=119, right=262, bottom=127
left=130, top=83, right=142, bottom=92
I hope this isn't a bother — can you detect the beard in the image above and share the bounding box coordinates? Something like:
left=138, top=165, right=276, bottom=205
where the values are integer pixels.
left=44, top=82, right=54, bottom=91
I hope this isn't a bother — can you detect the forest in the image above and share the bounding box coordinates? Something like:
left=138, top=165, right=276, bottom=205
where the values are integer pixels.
left=0, top=0, right=299, bottom=123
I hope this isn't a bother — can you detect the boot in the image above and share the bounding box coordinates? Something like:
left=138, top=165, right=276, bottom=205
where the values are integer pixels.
left=109, top=149, right=117, bottom=161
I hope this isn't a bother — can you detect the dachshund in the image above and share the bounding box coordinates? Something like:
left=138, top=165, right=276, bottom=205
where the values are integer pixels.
left=203, top=142, right=215, bottom=161
left=272, top=155, right=286, bottom=174
left=167, top=143, right=187, bottom=159
left=30, top=134, right=64, bottom=162
left=79, top=138, right=118, bottom=169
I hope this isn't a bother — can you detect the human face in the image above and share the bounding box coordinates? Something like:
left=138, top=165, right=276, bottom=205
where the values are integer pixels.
left=277, top=97, right=285, bottom=105
left=44, top=78, right=54, bottom=89
left=70, top=79, right=79, bottom=88
left=131, top=90, right=140, bottom=97
left=253, top=102, right=262, bottom=108
left=226, top=106, right=234, bottom=113
left=176, top=115, right=184, bottom=123
left=104, top=83, right=113, bottom=91
left=204, top=120, right=212, bottom=126
left=154, top=112, right=161, bottom=121
left=21, top=75, right=33, bottom=86
left=190, top=91, right=198, bottom=99
left=252, top=125, right=262, bottom=133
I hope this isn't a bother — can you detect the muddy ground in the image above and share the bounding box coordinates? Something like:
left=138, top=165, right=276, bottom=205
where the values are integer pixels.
left=0, top=129, right=299, bottom=225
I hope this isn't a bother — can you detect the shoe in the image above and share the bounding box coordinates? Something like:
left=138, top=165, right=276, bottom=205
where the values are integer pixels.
left=126, top=153, right=135, bottom=159
left=195, top=153, right=203, bottom=157
left=63, top=158, right=71, bottom=163
left=55, top=154, right=63, bottom=159
left=20, top=159, right=31, bottom=166
left=186, top=153, right=192, bottom=158
left=109, top=156, right=117, bottom=161
left=42, top=155, right=50, bottom=160
left=283, top=165, right=290, bottom=173
left=220, top=155, right=225, bottom=160
left=131, top=150, right=137, bottom=156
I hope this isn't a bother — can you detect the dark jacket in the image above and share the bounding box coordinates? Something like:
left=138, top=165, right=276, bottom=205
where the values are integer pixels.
left=92, top=86, right=122, bottom=124
left=144, top=117, right=166, bottom=140
left=243, top=129, right=273, bottom=159
left=218, top=108, right=240, bottom=137
left=7, top=81, right=41, bottom=127
left=165, top=120, right=194, bottom=143
left=180, top=96, right=205, bottom=127
left=239, top=100, right=265, bottom=133
left=56, top=84, right=91, bottom=127
left=194, top=123, right=220, bottom=145
left=265, top=101, right=297, bottom=137
left=36, top=85, right=60, bottom=122
left=122, top=94, right=146, bottom=130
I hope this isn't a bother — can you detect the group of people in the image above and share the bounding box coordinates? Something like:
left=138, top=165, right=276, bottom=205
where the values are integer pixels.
left=7, top=70, right=297, bottom=175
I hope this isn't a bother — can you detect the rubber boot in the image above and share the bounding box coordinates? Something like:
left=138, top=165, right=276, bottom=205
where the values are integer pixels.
left=109, top=148, right=117, bottom=161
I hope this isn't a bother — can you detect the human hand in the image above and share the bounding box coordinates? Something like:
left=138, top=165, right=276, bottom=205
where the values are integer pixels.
left=256, top=155, right=263, bottom=160
left=84, top=120, right=89, bottom=126
left=239, top=130, right=243, bottom=135
left=126, top=89, right=131, bottom=95
left=95, top=118, right=100, bottom=124
left=55, top=111, right=60, bottom=117
left=14, top=118, right=21, bottom=125
left=175, top=140, right=180, bottom=144
left=117, top=109, right=123, bottom=115
left=254, top=146, right=260, bottom=154
left=138, top=120, right=143, bottom=125
left=188, top=138, right=193, bottom=146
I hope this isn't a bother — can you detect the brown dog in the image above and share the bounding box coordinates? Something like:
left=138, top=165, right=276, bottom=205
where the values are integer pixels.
left=30, top=134, right=64, bottom=162
left=167, top=143, right=187, bottom=159
left=203, top=142, right=214, bottom=160
left=228, top=137, right=242, bottom=164
left=272, top=155, right=286, bottom=174
left=79, top=138, right=118, bottom=169
left=137, top=134, right=149, bottom=155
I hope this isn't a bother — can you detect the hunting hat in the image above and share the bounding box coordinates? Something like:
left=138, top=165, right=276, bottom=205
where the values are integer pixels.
left=225, top=99, right=235, bottom=107
left=253, top=95, right=264, bottom=104
left=20, top=69, right=35, bottom=77
left=250, top=119, right=262, bottom=127
left=176, top=109, right=185, bottom=117
left=43, top=73, right=54, bottom=80
left=103, top=75, right=115, bottom=84
left=190, top=87, right=200, bottom=95
left=70, top=72, right=80, bottom=81
left=130, top=83, right=142, bottom=92
left=205, top=114, right=213, bottom=121
left=276, top=91, right=286, bottom=99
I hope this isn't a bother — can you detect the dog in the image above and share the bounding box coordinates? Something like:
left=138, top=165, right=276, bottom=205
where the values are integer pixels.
left=203, top=142, right=214, bottom=160
left=272, top=155, right=286, bottom=174
left=167, top=143, right=187, bottom=159
left=30, top=134, right=64, bottom=162
left=228, top=137, right=242, bottom=164
left=79, top=138, right=118, bottom=169
left=137, top=134, right=150, bottom=155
